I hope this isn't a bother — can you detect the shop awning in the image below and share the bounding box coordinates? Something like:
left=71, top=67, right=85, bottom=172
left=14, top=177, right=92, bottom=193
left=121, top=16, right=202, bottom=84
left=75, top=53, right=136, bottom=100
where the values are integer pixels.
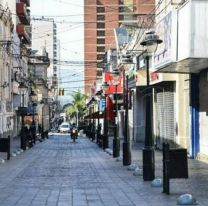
left=84, top=111, right=104, bottom=119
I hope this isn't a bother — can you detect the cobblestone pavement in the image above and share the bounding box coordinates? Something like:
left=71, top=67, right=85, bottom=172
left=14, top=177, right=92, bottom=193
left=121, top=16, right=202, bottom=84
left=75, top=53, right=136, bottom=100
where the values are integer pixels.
left=0, top=134, right=207, bottom=206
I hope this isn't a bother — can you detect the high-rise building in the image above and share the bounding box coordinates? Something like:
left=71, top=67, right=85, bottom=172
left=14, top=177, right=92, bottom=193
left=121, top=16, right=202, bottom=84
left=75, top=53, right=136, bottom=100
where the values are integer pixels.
left=84, top=0, right=153, bottom=95
left=84, top=0, right=119, bottom=94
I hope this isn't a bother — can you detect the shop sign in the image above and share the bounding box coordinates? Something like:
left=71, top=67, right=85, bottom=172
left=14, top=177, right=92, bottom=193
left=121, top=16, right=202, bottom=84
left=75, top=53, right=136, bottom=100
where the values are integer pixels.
left=135, top=70, right=147, bottom=86
left=154, top=11, right=177, bottom=69
left=99, top=99, right=105, bottom=112
left=150, top=72, right=159, bottom=82
left=104, top=72, right=123, bottom=94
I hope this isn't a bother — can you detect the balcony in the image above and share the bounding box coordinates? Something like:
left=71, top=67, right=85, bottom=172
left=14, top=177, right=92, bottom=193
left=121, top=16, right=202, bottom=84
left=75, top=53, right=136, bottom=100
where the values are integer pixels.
left=16, top=24, right=31, bottom=45
left=16, top=3, right=30, bottom=25
left=20, top=0, right=30, bottom=7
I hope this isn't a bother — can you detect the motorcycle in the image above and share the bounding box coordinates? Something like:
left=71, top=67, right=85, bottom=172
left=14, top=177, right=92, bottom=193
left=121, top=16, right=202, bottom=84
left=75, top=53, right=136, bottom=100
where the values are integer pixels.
left=71, top=127, right=78, bottom=142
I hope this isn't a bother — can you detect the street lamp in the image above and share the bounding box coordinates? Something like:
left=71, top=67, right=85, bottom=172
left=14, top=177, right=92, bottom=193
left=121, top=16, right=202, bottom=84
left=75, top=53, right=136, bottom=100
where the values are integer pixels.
left=76, top=109, right=79, bottom=129
left=29, top=90, right=38, bottom=144
left=112, top=69, right=120, bottom=158
left=140, top=29, right=162, bottom=181
left=18, top=82, right=28, bottom=150
left=39, top=99, right=46, bottom=139
left=95, top=90, right=102, bottom=146
left=119, top=52, right=134, bottom=165
left=102, top=81, right=109, bottom=149
left=91, top=97, right=96, bottom=141
left=123, top=73, right=131, bottom=166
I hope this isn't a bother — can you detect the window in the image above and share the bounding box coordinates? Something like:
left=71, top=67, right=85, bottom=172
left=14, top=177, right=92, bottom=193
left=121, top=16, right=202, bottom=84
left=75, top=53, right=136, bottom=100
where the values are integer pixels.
left=97, top=46, right=105, bottom=53
left=97, top=38, right=105, bottom=45
left=97, top=30, right=105, bottom=36
left=97, top=6, right=105, bottom=13
left=97, top=70, right=103, bottom=77
left=97, top=54, right=105, bottom=60
left=97, top=22, right=105, bottom=29
left=119, top=15, right=124, bottom=21
left=97, top=62, right=103, bottom=68
left=119, top=6, right=130, bottom=13
left=97, top=15, right=105, bottom=21
left=119, top=7, right=125, bottom=12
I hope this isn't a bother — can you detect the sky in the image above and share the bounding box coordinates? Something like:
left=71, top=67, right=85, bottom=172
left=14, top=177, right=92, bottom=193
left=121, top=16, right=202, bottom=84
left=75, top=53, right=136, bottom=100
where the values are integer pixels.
left=31, top=0, right=84, bottom=106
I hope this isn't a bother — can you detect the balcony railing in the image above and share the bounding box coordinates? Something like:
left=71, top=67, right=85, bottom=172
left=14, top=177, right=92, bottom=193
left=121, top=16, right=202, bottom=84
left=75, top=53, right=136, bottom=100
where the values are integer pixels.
left=16, top=3, right=30, bottom=25
left=16, top=24, right=31, bottom=45
left=20, top=0, right=30, bottom=7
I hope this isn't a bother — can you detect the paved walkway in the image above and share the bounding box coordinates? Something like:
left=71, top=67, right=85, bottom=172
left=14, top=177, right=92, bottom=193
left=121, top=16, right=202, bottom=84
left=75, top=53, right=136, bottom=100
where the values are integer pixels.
left=0, top=134, right=207, bottom=206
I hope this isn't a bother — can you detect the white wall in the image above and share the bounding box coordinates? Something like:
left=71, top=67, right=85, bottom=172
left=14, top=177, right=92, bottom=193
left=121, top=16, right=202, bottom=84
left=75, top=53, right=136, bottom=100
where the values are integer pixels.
left=199, top=71, right=208, bottom=156
left=178, top=0, right=208, bottom=60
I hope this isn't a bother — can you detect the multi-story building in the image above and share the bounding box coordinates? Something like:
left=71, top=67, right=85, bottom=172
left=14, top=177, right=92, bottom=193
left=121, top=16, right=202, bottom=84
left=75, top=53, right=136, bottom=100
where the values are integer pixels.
left=119, top=0, right=208, bottom=162
left=29, top=48, right=50, bottom=132
left=152, top=0, right=208, bottom=160
left=14, top=0, right=31, bottom=137
left=0, top=0, right=31, bottom=138
left=31, top=17, right=58, bottom=95
left=0, top=1, right=14, bottom=138
left=31, top=17, right=58, bottom=129
left=84, top=0, right=138, bottom=95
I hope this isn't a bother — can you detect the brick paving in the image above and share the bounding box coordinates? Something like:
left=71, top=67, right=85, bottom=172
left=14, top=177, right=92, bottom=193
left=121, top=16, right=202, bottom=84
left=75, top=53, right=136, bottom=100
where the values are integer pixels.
left=0, top=134, right=207, bottom=206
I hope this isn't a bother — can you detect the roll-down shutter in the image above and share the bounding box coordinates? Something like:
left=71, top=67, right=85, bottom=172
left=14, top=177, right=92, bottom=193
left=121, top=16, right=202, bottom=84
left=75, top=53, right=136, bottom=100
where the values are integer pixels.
left=155, top=82, right=175, bottom=148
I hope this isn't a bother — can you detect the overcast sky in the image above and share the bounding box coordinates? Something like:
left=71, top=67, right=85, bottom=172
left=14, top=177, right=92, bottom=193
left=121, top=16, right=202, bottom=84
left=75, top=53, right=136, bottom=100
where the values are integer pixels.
left=31, top=0, right=84, bottom=105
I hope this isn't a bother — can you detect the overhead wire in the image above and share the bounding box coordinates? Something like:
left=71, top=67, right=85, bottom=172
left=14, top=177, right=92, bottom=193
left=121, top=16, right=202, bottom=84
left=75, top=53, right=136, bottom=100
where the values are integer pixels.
left=131, top=0, right=171, bottom=50
left=60, top=78, right=96, bottom=84
left=1, top=0, right=171, bottom=93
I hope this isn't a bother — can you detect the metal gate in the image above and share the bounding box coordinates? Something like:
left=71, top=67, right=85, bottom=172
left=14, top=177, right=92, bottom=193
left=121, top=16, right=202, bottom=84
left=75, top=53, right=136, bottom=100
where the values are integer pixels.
left=155, top=82, right=176, bottom=149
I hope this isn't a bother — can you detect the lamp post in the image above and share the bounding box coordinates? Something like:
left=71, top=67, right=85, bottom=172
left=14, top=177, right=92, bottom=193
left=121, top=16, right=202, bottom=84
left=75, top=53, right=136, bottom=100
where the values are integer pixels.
left=140, top=29, right=162, bottom=181
left=102, top=81, right=109, bottom=149
left=95, top=91, right=102, bottom=146
left=76, top=109, right=79, bottom=129
left=40, top=99, right=45, bottom=139
left=42, top=102, right=45, bottom=139
left=112, top=69, right=120, bottom=158
left=123, top=73, right=131, bottom=165
left=91, top=103, right=95, bottom=141
left=29, top=90, right=38, bottom=144
left=91, top=97, right=96, bottom=141
left=88, top=103, right=92, bottom=139
left=18, top=82, right=28, bottom=150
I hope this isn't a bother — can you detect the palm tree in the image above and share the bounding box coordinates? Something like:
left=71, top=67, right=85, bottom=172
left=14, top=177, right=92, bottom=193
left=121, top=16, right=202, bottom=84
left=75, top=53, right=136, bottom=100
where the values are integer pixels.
left=64, top=90, right=87, bottom=124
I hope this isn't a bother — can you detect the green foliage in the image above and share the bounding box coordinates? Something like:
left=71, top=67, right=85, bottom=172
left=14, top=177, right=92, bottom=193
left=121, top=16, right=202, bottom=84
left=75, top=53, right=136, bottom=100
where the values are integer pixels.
left=64, top=90, right=87, bottom=121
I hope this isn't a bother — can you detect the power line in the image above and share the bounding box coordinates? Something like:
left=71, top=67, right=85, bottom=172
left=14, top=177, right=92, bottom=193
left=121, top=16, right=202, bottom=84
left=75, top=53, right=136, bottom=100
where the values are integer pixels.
left=60, top=78, right=96, bottom=83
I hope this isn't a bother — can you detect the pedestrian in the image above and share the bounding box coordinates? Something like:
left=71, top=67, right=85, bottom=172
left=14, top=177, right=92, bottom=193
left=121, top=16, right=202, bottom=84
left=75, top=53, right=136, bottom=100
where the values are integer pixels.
left=24, top=125, right=33, bottom=148
left=38, top=124, right=42, bottom=134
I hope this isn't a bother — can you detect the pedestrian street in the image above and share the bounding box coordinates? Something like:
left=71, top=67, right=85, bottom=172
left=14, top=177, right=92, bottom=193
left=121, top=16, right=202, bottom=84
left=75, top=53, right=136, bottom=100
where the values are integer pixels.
left=0, top=134, right=206, bottom=206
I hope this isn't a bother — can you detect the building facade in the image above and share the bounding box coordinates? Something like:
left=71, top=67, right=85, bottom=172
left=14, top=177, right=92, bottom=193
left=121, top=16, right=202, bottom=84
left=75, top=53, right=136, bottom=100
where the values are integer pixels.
left=154, top=0, right=208, bottom=160
left=0, top=0, right=31, bottom=138
left=31, top=18, right=58, bottom=94
left=127, top=0, right=208, bottom=161
left=84, top=0, right=138, bottom=95
left=29, top=48, right=50, bottom=132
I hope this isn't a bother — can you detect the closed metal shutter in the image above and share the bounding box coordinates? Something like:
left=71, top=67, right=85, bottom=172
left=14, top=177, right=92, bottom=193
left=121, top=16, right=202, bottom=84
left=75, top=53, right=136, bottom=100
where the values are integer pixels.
left=155, top=82, right=175, bottom=149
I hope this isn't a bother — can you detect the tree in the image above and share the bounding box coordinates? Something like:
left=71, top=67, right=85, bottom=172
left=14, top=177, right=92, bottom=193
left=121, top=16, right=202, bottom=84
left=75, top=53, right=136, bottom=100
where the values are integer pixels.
left=64, top=90, right=87, bottom=123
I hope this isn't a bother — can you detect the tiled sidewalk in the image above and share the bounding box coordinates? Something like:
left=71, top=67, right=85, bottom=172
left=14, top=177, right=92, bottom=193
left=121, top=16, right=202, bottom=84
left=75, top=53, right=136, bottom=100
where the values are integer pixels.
left=0, top=134, right=207, bottom=205
left=106, top=135, right=208, bottom=205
